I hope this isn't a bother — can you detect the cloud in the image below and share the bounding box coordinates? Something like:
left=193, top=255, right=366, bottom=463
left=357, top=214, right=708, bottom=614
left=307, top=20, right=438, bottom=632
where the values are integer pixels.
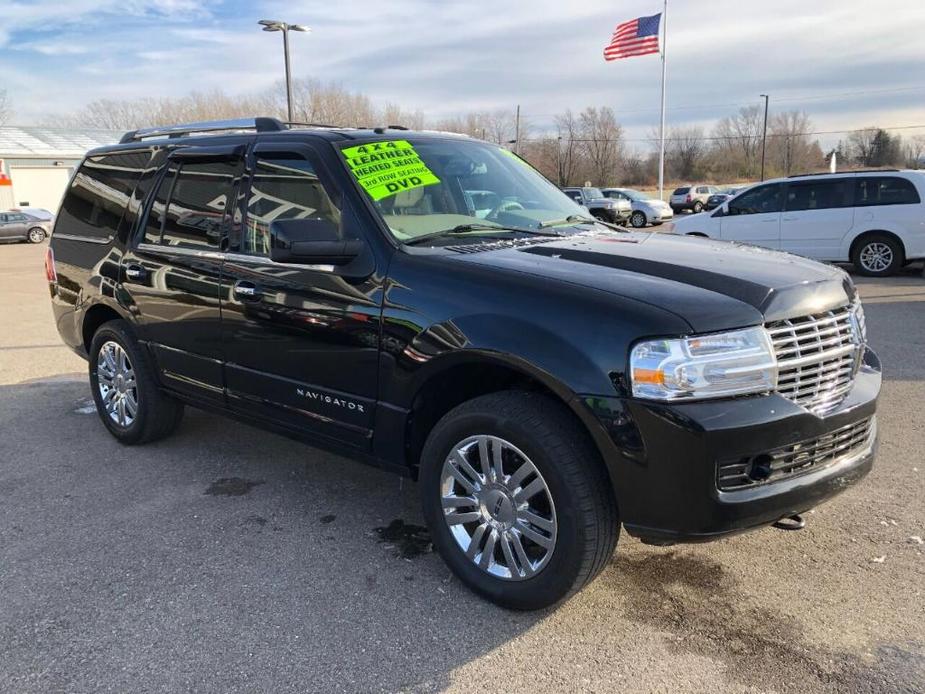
left=0, top=0, right=922, bottom=150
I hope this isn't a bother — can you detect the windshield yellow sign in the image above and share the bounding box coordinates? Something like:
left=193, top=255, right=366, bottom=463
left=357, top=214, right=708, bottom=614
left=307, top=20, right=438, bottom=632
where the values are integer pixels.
left=341, top=140, right=441, bottom=201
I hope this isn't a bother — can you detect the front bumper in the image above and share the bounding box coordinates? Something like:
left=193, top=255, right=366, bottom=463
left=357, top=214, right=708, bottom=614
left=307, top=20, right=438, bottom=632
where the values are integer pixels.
left=582, top=348, right=881, bottom=544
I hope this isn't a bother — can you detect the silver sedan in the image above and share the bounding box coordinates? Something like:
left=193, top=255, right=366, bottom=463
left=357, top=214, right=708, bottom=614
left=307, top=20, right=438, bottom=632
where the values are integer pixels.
left=0, top=211, right=53, bottom=244
left=601, top=188, right=674, bottom=228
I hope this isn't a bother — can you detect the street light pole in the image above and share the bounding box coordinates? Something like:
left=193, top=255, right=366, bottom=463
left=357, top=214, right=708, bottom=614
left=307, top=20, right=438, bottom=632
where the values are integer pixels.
left=759, top=93, right=769, bottom=181
left=259, top=20, right=310, bottom=123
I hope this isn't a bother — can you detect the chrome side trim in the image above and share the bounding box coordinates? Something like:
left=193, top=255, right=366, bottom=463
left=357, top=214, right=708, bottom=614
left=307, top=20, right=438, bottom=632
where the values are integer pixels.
left=52, top=233, right=111, bottom=245
left=135, top=242, right=335, bottom=272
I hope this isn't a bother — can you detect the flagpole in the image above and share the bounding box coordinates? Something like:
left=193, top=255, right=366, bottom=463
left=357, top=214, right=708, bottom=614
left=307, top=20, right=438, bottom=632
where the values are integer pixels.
left=657, top=0, right=668, bottom=200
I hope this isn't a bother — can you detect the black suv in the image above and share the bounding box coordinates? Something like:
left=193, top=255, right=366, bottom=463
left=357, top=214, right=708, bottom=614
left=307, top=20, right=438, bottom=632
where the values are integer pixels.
left=47, top=118, right=880, bottom=610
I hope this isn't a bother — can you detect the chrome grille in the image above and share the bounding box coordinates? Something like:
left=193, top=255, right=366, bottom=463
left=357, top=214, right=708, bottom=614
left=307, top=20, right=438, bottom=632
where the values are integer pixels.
left=718, top=416, right=874, bottom=491
left=766, top=304, right=861, bottom=416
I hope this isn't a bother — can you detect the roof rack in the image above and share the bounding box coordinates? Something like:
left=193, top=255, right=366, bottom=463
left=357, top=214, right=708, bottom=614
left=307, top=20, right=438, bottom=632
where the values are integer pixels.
left=788, top=168, right=900, bottom=178
left=119, top=117, right=286, bottom=144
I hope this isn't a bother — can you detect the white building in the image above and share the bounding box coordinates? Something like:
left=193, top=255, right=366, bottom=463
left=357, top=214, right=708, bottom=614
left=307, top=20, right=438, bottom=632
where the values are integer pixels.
left=0, top=126, right=121, bottom=213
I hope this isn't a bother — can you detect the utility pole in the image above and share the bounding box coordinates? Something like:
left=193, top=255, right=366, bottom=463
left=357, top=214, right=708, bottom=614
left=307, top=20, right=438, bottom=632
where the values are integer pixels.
left=760, top=93, right=769, bottom=181
left=514, top=105, right=521, bottom=155
left=557, top=136, right=563, bottom=186
left=259, top=20, right=310, bottom=123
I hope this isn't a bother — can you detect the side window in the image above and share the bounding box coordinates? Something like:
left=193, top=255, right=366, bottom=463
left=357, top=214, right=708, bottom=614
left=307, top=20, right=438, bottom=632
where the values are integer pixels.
left=243, top=151, right=342, bottom=256
left=785, top=180, right=850, bottom=212
left=565, top=190, right=581, bottom=202
left=10, top=213, right=28, bottom=222
left=55, top=152, right=148, bottom=241
left=161, top=161, right=237, bottom=249
left=142, top=164, right=178, bottom=245
left=855, top=177, right=921, bottom=206
left=728, top=183, right=783, bottom=215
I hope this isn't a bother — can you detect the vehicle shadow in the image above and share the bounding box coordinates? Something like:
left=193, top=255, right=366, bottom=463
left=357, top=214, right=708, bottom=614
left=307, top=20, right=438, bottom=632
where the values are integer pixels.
left=0, top=378, right=547, bottom=693
left=1, top=378, right=921, bottom=692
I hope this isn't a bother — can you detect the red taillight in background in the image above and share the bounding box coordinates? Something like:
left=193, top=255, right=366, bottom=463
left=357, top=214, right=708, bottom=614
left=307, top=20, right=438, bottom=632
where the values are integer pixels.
left=44, top=246, right=57, bottom=283
left=686, top=194, right=692, bottom=203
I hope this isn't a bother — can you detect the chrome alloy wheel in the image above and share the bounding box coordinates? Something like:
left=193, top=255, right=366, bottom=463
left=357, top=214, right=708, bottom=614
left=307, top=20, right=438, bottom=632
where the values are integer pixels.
left=28, top=228, right=45, bottom=243
left=96, top=341, right=138, bottom=427
left=859, top=242, right=893, bottom=273
left=440, top=435, right=557, bottom=580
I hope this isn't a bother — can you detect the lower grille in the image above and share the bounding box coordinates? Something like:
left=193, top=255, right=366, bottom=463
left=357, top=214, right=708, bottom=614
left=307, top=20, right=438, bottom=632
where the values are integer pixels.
left=717, top=416, right=874, bottom=491
left=766, top=304, right=862, bottom=416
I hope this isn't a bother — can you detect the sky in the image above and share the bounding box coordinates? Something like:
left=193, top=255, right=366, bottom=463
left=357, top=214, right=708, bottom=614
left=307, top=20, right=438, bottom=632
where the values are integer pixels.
left=1, top=0, right=923, bottom=149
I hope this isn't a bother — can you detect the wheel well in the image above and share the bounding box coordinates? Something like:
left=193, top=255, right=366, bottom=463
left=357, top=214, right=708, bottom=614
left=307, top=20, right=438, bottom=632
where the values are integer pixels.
left=686, top=232, right=708, bottom=237
left=850, top=230, right=906, bottom=260
left=81, top=304, right=123, bottom=353
left=406, top=362, right=581, bottom=474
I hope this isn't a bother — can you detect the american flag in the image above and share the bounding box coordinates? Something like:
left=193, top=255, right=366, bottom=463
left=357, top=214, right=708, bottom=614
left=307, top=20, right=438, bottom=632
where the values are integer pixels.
left=603, top=13, right=661, bottom=61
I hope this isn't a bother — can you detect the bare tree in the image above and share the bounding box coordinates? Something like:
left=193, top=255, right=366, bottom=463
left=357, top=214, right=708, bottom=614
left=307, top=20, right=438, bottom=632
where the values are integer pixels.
left=711, top=105, right=763, bottom=178
left=903, top=135, right=925, bottom=169
left=578, top=107, right=623, bottom=186
left=665, top=126, right=707, bottom=180
left=767, top=111, right=822, bottom=176
left=847, top=127, right=902, bottom=167
left=0, top=89, right=11, bottom=126
left=554, top=110, right=581, bottom=185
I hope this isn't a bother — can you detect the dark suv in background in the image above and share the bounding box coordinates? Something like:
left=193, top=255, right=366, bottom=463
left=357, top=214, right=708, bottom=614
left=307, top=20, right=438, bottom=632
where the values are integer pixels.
left=47, top=118, right=880, bottom=610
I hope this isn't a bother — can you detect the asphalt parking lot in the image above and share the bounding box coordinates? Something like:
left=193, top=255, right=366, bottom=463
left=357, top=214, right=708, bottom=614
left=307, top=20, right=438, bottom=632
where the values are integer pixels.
left=1, top=242, right=923, bottom=693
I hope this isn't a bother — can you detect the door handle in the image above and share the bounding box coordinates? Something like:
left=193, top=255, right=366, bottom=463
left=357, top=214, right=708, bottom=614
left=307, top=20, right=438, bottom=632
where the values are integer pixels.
left=233, top=281, right=262, bottom=301
left=124, top=264, right=147, bottom=281
left=782, top=216, right=798, bottom=221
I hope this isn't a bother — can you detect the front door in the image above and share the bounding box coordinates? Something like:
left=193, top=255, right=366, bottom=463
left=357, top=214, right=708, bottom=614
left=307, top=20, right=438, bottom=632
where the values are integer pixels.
left=779, top=179, right=853, bottom=259
left=220, top=143, right=383, bottom=449
left=121, top=146, right=245, bottom=404
left=0, top=213, right=27, bottom=239
left=720, top=182, right=783, bottom=249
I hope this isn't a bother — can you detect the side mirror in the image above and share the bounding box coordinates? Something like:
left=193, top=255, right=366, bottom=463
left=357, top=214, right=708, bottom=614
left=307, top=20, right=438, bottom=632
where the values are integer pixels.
left=269, top=219, right=365, bottom=265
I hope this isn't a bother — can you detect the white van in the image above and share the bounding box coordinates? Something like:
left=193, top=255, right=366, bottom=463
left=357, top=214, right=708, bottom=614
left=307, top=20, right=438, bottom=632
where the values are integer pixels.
left=671, top=170, right=925, bottom=276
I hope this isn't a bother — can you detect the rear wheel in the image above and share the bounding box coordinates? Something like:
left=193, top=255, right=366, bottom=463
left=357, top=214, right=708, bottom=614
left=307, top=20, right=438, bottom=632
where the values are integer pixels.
left=692, top=201, right=703, bottom=213
left=89, top=320, right=184, bottom=444
left=852, top=234, right=904, bottom=277
left=630, top=211, right=647, bottom=228
left=420, top=391, right=619, bottom=610
left=27, top=227, right=46, bottom=243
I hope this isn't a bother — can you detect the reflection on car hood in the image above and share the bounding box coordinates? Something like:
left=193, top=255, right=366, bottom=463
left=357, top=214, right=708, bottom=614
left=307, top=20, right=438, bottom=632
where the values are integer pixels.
left=446, top=231, right=854, bottom=333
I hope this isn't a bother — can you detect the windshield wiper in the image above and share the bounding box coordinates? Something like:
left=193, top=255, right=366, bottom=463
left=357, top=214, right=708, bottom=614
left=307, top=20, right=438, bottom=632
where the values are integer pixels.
left=538, top=214, right=626, bottom=232
left=403, top=223, right=563, bottom=246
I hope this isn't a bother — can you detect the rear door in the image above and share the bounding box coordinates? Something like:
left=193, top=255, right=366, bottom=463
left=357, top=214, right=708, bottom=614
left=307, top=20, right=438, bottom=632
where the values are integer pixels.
left=0, top=213, right=14, bottom=239
left=779, top=178, right=853, bottom=259
left=219, top=141, right=382, bottom=449
left=719, top=182, right=783, bottom=249
left=121, top=145, right=245, bottom=404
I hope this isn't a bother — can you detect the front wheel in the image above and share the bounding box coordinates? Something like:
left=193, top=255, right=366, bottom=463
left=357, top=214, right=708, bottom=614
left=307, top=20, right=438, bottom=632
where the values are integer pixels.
left=89, top=320, right=184, bottom=444
left=629, top=211, right=647, bottom=228
left=27, top=227, right=46, bottom=243
left=852, top=235, right=904, bottom=277
left=420, top=391, right=619, bottom=610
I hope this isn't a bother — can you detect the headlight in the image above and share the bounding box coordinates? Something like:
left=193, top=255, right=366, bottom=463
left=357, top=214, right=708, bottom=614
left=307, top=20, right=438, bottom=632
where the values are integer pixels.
left=630, top=327, right=778, bottom=401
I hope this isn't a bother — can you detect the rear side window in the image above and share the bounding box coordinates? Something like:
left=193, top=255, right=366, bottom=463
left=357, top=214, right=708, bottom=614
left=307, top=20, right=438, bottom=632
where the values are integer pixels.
left=143, top=160, right=238, bottom=249
left=673, top=187, right=689, bottom=195
left=785, top=180, right=851, bottom=212
left=855, top=177, right=921, bottom=206
left=55, top=152, right=148, bottom=241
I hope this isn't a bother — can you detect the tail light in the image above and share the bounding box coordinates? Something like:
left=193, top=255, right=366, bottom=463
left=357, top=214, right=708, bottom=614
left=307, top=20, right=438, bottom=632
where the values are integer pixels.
left=686, top=194, right=692, bottom=203
left=44, top=246, right=57, bottom=283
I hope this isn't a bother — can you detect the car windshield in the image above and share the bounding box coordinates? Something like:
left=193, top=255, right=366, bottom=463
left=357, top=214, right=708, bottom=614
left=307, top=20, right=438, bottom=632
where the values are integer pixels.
left=337, top=137, right=592, bottom=243
left=619, top=189, right=649, bottom=201
left=582, top=187, right=605, bottom=199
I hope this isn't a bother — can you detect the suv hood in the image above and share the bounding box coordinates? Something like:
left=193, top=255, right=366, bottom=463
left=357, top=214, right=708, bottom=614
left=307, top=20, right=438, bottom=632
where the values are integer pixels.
left=446, top=231, right=855, bottom=333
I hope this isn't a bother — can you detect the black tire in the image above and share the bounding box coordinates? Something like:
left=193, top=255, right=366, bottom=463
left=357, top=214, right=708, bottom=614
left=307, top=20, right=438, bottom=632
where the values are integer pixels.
left=692, top=201, right=703, bottom=213
left=88, top=319, right=184, bottom=445
left=851, top=234, right=904, bottom=277
left=420, top=391, right=619, bottom=610
left=630, top=211, right=647, bottom=228
left=27, top=227, right=46, bottom=243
